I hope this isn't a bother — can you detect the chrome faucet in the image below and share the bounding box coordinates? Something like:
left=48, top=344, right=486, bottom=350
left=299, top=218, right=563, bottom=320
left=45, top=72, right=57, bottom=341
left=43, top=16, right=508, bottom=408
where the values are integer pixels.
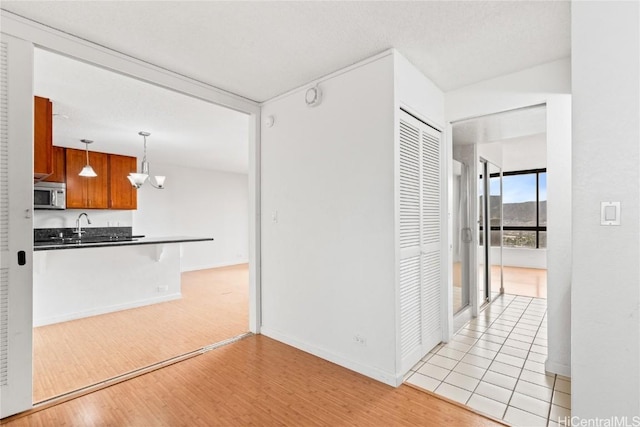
left=74, top=212, right=91, bottom=238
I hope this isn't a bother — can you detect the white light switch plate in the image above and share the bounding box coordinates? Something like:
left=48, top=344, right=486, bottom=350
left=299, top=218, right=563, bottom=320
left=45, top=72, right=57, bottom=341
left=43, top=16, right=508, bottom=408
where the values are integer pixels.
left=601, top=201, right=620, bottom=226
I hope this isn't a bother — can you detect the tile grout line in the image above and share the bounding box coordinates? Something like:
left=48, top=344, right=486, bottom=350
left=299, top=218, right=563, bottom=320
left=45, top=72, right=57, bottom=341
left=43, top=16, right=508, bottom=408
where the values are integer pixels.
left=547, top=374, right=558, bottom=426
left=449, top=295, right=520, bottom=400
left=437, top=295, right=525, bottom=411
left=502, top=298, right=549, bottom=421
left=453, top=295, right=549, bottom=421
left=475, top=295, right=539, bottom=418
left=424, top=296, right=515, bottom=398
left=412, top=294, right=554, bottom=422
left=462, top=295, right=524, bottom=412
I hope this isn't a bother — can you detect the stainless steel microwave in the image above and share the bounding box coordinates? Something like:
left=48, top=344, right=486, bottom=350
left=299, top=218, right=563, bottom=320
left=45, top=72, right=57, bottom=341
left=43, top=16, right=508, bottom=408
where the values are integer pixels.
left=34, top=182, right=66, bottom=210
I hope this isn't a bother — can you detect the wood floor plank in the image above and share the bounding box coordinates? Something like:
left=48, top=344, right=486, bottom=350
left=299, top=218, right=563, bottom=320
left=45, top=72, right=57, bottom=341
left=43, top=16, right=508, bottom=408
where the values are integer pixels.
left=4, top=335, right=502, bottom=426
left=33, top=264, right=249, bottom=402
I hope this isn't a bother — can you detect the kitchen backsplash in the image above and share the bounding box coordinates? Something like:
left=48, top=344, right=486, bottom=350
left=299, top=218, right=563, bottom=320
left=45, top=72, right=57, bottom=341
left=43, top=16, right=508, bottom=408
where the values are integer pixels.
left=33, top=209, right=133, bottom=229
left=34, top=226, right=133, bottom=242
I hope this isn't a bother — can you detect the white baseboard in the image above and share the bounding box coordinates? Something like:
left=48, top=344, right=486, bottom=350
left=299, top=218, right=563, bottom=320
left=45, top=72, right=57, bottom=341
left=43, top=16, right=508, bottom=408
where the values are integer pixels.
left=261, top=326, right=397, bottom=387
left=545, top=359, right=571, bottom=377
left=453, top=307, right=472, bottom=333
left=33, top=293, right=182, bottom=327
left=180, top=259, right=249, bottom=272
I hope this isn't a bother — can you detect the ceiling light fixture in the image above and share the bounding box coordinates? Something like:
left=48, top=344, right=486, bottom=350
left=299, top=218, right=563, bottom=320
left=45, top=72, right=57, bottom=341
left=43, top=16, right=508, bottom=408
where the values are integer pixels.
left=78, top=139, right=97, bottom=177
left=128, top=131, right=165, bottom=189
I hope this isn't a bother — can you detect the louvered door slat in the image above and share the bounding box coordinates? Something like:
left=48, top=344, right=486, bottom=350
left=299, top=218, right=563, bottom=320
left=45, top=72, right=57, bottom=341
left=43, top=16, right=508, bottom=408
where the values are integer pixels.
left=398, top=110, right=442, bottom=373
left=399, top=256, right=421, bottom=358
left=399, top=117, right=422, bottom=359
left=422, top=131, right=441, bottom=246
left=0, top=40, right=8, bottom=388
left=399, top=120, right=421, bottom=250
left=420, top=124, right=442, bottom=350
left=422, top=252, right=441, bottom=337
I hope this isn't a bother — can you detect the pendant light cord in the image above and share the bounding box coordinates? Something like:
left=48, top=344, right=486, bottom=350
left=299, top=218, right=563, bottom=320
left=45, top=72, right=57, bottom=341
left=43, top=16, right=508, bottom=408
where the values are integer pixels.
left=142, top=134, right=148, bottom=164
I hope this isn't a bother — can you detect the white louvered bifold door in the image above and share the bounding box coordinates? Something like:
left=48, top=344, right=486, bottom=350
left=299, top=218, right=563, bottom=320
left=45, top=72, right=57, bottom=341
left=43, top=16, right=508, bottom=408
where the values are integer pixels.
left=0, top=33, right=34, bottom=419
left=398, top=117, right=422, bottom=360
left=420, top=124, right=442, bottom=353
left=398, top=110, right=442, bottom=373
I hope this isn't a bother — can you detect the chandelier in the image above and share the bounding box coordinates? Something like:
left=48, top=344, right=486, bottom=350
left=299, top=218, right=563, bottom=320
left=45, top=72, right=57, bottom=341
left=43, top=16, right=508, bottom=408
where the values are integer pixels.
left=127, top=131, right=165, bottom=189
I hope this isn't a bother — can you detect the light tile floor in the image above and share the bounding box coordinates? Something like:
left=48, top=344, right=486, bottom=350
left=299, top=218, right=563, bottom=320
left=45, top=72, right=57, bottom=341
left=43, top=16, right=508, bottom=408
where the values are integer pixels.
left=405, top=294, right=571, bottom=427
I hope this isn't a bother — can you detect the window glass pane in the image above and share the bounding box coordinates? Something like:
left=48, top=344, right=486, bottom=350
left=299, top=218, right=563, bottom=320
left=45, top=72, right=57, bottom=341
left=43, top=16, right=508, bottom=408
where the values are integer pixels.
left=489, top=175, right=502, bottom=228
left=503, top=230, right=536, bottom=248
left=502, top=173, right=537, bottom=226
left=538, top=231, right=547, bottom=249
left=490, top=230, right=502, bottom=247
left=539, top=172, right=547, bottom=227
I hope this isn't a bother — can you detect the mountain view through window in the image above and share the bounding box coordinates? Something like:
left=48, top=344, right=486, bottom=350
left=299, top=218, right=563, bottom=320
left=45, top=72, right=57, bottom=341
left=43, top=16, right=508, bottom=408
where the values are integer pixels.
left=502, top=170, right=547, bottom=249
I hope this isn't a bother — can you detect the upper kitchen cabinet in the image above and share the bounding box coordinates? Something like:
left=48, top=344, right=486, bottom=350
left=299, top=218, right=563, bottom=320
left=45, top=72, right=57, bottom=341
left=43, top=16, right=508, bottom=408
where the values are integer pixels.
left=65, top=148, right=109, bottom=209
left=108, top=154, right=137, bottom=209
left=42, top=146, right=66, bottom=183
left=34, top=96, right=53, bottom=179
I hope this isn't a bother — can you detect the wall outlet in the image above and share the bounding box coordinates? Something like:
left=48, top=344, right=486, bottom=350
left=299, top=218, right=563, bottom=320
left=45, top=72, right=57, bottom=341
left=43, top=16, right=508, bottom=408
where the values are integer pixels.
left=353, top=334, right=367, bottom=346
left=157, top=285, right=169, bottom=292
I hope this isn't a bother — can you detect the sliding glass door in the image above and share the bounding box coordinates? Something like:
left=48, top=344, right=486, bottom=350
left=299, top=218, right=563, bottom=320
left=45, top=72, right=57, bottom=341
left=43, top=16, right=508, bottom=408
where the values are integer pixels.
left=452, top=160, right=470, bottom=314
left=478, top=159, right=503, bottom=306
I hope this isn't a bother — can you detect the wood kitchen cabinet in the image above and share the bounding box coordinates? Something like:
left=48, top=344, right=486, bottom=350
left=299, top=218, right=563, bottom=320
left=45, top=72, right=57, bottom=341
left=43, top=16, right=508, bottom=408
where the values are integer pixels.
left=108, top=154, right=137, bottom=209
left=65, top=148, right=109, bottom=209
left=42, top=146, right=66, bottom=183
left=34, top=96, right=53, bottom=179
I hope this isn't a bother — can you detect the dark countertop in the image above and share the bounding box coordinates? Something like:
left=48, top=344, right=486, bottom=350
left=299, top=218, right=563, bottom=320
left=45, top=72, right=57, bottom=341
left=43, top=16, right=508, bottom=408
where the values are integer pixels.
left=34, top=236, right=214, bottom=251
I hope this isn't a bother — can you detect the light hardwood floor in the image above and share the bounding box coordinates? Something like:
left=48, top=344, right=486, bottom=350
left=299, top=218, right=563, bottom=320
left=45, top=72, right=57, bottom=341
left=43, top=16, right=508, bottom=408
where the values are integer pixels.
left=453, top=265, right=547, bottom=311
left=7, top=335, right=502, bottom=426
left=33, top=264, right=249, bottom=402
left=496, top=265, right=547, bottom=298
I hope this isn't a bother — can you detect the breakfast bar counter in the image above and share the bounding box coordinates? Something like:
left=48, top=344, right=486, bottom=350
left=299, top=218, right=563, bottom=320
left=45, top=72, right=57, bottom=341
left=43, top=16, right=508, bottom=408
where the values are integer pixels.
left=34, top=236, right=213, bottom=250
left=33, top=230, right=214, bottom=327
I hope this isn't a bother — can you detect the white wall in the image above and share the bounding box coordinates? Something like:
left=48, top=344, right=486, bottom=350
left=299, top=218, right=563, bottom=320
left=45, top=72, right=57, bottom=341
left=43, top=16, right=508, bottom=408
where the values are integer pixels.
left=498, top=247, right=546, bottom=270
left=572, top=1, right=640, bottom=419
left=445, top=57, right=572, bottom=375
left=394, top=51, right=445, bottom=126
left=260, top=52, right=398, bottom=385
left=133, top=163, right=249, bottom=271
left=502, top=133, right=546, bottom=172
left=477, top=141, right=503, bottom=168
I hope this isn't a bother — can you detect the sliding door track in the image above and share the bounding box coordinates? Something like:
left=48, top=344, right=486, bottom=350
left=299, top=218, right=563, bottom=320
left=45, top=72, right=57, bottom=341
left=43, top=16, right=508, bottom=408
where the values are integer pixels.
left=5, top=332, right=253, bottom=422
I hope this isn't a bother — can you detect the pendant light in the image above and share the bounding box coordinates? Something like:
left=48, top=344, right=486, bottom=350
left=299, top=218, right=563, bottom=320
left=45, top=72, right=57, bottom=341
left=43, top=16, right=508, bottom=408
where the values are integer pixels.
left=78, top=139, right=97, bottom=177
left=128, top=131, right=165, bottom=189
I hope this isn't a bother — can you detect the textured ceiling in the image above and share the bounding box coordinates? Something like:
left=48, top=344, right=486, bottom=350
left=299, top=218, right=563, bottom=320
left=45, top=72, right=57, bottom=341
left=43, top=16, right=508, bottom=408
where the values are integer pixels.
left=35, top=49, right=249, bottom=174
left=3, top=1, right=571, bottom=102
left=452, top=105, right=547, bottom=145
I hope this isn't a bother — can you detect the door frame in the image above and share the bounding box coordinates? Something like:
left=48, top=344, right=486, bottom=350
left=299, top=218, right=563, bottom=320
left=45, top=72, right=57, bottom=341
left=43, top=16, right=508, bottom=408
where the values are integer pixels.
left=478, top=157, right=491, bottom=306
left=0, top=9, right=262, bottom=414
